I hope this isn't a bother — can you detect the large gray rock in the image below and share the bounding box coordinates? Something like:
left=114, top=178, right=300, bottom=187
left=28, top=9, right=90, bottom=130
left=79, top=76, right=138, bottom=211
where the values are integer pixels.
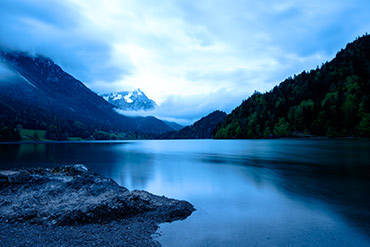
left=0, top=165, right=194, bottom=226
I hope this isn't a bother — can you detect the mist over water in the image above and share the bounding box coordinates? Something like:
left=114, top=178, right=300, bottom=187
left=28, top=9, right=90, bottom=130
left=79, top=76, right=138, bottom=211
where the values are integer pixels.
left=1, top=139, right=369, bottom=246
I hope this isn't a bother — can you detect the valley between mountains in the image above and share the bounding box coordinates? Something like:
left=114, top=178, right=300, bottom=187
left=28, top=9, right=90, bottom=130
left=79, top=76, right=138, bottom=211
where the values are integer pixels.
left=1, top=34, right=370, bottom=141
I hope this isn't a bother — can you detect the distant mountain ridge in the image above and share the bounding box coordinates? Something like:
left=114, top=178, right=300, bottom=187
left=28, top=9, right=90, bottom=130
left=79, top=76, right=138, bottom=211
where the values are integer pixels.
left=101, top=89, right=157, bottom=111
left=160, top=110, right=227, bottom=139
left=162, top=120, right=184, bottom=131
left=215, top=34, right=370, bottom=138
left=0, top=48, right=173, bottom=141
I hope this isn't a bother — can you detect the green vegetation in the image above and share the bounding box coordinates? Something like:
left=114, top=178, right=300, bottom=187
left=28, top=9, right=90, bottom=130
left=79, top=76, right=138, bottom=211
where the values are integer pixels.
left=0, top=49, right=173, bottom=142
left=19, top=128, right=82, bottom=142
left=20, top=129, right=47, bottom=141
left=215, top=34, right=370, bottom=138
left=0, top=124, right=164, bottom=142
left=0, top=127, right=125, bottom=142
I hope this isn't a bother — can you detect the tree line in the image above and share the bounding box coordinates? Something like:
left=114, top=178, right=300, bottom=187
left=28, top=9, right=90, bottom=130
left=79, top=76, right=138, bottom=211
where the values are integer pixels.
left=215, top=34, right=370, bottom=138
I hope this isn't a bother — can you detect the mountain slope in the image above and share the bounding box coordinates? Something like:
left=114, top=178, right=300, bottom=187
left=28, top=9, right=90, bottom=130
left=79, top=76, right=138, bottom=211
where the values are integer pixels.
left=215, top=34, right=370, bottom=139
left=101, top=89, right=157, bottom=111
left=0, top=48, right=172, bottom=140
left=161, top=110, right=227, bottom=139
left=163, top=121, right=184, bottom=131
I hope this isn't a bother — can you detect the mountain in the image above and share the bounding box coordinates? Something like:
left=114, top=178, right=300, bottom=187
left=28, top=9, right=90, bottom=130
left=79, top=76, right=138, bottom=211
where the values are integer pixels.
left=163, top=121, right=184, bottom=131
left=101, top=89, right=157, bottom=111
left=0, top=48, right=172, bottom=141
left=161, top=110, right=227, bottom=139
left=214, top=34, right=370, bottom=139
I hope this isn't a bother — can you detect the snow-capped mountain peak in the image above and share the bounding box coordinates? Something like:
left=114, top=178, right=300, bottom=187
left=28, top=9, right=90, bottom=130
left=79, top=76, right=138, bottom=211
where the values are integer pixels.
left=133, top=88, right=143, bottom=95
left=124, top=93, right=133, bottom=103
left=100, top=89, right=157, bottom=111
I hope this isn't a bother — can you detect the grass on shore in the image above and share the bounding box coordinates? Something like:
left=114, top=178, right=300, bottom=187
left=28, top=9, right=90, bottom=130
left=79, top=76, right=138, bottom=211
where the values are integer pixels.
left=20, top=129, right=48, bottom=141
left=20, top=129, right=86, bottom=142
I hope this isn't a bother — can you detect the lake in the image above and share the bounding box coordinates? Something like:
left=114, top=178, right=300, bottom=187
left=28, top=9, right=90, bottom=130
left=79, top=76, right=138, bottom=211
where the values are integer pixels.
left=1, top=139, right=370, bottom=246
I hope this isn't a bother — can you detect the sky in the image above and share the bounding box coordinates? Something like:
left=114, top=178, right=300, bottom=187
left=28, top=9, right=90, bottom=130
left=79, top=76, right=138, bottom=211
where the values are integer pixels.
left=1, top=0, right=370, bottom=125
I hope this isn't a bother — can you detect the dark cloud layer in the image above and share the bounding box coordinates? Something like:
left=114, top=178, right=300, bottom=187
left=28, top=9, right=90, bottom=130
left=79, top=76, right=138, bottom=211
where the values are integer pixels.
left=0, top=0, right=128, bottom=83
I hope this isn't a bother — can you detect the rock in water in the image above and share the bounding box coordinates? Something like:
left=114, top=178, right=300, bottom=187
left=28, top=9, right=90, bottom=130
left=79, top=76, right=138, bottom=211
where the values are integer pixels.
left=0, top=165, right=194, bottom=226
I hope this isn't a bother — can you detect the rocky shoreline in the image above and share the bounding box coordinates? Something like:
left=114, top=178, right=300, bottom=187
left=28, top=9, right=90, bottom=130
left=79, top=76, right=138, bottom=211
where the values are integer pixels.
left=0, top=165, right=195, bottom=246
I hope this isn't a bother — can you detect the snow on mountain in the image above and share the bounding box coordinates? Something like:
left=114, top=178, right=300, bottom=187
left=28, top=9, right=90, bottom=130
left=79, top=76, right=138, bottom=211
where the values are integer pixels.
left=0, top=48, right=173, bottom=136
left=123, top=93, right=133, bottom=103
left=101, top=89, right=157, bottom=111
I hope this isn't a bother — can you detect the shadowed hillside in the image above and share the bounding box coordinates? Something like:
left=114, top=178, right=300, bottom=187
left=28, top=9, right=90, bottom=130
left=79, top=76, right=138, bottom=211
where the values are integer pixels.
left=161, top=110, right=227, bottom=139
left=0, top=49, right=172, bottom=141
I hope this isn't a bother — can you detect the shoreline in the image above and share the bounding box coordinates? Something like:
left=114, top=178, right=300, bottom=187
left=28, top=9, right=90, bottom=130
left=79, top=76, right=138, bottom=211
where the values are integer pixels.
left=1, top=136, right=369, bottom=145
left=0, top=217, right=162, bottom=247
left=0, top=165, right=195, bottom=246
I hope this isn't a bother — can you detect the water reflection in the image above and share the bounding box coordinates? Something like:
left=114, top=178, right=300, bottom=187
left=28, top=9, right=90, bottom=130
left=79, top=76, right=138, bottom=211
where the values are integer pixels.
left=197, top=140, right=370, bottom=240
left=0, top=142, right=156, bottom=189
left=0, top=140, right=370, bottom=246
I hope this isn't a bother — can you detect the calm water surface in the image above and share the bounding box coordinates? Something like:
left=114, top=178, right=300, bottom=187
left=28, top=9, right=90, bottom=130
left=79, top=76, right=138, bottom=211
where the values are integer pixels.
left=1, top=139, right=370, bottom=246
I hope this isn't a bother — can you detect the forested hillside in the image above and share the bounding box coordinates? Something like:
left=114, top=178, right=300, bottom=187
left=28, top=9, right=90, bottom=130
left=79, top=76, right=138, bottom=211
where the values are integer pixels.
left=161, top=110, right=227, bottom=139
left=0, top=49, right=172, bottom=141
left=215, top=34, right=370, bottom=138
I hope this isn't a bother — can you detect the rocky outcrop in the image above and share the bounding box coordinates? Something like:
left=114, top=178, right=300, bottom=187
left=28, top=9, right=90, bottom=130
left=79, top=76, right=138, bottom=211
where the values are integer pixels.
left=0, top=165, right=194, bottom=226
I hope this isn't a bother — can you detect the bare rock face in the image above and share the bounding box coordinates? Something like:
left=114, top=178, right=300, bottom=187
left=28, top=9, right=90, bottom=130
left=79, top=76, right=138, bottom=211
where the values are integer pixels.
left=0, top=165, right=194, bottom=226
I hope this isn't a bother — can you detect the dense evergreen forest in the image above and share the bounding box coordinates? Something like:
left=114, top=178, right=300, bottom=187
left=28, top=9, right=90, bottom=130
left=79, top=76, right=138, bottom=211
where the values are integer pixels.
left=215, top=34, right=370, bottom=138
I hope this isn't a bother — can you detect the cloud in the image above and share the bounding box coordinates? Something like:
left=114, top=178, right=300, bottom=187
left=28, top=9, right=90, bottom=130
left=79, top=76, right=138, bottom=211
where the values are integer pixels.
left=117, top=88, right=245, bottom=125
left=1, top=0, right=370, bottom=124
left=0, top=62, right=17, bottom=82
left=0, top=0, right=129, bottom=83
